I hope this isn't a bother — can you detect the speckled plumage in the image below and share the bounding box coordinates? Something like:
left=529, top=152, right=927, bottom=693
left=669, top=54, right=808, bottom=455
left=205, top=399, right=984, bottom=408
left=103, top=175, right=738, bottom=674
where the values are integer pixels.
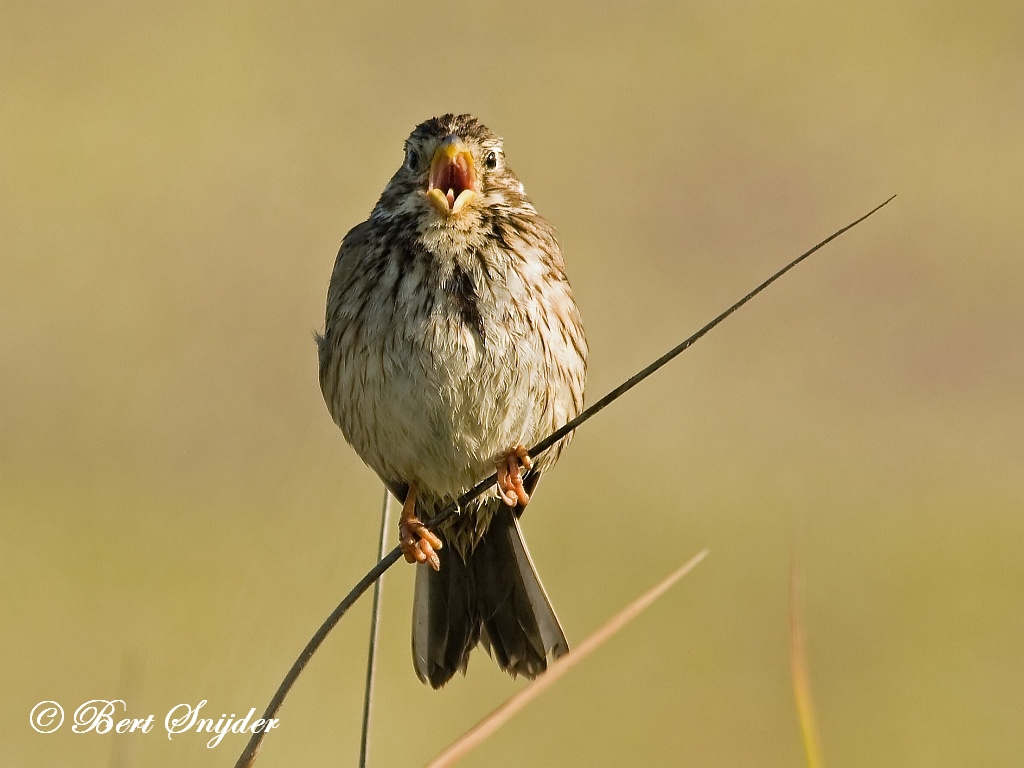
left=317, top=114, right=587, bottom=686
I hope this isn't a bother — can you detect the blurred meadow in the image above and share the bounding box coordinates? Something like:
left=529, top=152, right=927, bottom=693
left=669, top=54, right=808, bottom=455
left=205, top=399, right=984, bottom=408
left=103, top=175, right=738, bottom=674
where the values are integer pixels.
left=2, top=2, right=1022, bottom=766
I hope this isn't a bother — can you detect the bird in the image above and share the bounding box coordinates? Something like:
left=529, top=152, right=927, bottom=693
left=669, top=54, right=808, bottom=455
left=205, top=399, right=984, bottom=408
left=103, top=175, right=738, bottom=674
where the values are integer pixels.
left=317, top=113, right=587, bottom=688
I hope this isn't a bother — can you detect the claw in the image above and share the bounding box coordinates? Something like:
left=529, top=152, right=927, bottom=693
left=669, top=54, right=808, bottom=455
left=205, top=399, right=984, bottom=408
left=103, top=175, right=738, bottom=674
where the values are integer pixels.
left=398, top=483, right=442, bottom=571
left=496, top=444, right=532, bottom=507
left=514, top=444, right=534, bottom=471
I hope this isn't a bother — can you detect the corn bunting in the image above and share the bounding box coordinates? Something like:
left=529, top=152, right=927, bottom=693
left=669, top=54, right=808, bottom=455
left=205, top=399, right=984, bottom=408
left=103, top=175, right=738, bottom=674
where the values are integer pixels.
left=317, top=114, right=587, bottom=687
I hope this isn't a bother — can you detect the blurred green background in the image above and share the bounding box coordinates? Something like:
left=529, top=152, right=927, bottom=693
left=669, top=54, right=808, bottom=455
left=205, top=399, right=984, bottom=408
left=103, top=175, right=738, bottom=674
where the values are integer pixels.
left=2, top=2, right=1022, bottom=766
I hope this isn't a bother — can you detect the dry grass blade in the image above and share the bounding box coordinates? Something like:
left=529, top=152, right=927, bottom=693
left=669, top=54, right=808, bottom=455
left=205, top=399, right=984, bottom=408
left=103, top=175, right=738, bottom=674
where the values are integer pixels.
left=790, top=553, right=824, bottom=768
left=234, top=197, right=893, bottom=768
left=426, top=549, right=709, bottom=768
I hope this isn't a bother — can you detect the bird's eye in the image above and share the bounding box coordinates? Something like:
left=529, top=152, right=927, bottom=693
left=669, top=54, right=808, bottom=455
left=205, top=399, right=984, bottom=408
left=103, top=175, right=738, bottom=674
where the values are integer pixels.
left=405, top=148, right=419, bottom=171
left=484, top=150, right=498, bottom=170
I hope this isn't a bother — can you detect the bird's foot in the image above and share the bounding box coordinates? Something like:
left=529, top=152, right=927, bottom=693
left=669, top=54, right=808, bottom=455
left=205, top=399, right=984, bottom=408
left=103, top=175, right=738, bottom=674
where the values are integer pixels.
left=398, top=483, right=442, bottom=571
left=496, top=444, right=534, bottom=507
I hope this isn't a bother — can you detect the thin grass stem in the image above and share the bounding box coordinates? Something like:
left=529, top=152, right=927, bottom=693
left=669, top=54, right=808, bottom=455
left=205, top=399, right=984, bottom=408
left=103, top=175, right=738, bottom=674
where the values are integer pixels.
left=426, top=549, right=708, bottom=768
left=358, top=489, right=392, bottom=768
left=790, top=552, right=824, bottom=768
left=232, top=196, right=895, bottom=768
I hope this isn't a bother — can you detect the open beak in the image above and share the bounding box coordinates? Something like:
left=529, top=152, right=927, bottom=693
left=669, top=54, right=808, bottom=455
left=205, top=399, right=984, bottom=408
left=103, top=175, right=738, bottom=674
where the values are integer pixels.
left=425, top=136, right=477, bottom=216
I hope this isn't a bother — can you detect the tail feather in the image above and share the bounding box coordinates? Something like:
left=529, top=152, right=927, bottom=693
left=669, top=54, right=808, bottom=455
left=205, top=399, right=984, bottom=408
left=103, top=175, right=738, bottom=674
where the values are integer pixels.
left=476, top=510, right=569, bottom=677
left=412, top=504, right=568, bottom=688
left=413, top=532, right=479, bottom=687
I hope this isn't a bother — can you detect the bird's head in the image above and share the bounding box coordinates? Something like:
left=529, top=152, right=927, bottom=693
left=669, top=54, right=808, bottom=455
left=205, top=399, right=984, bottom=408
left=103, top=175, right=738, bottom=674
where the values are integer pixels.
left=374, top=114, right=529, bottom=230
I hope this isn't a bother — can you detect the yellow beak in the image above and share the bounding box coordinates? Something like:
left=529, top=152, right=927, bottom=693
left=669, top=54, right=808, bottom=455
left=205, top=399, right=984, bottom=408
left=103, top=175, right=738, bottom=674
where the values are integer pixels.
left=426, top=137, right=477, bottom=216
